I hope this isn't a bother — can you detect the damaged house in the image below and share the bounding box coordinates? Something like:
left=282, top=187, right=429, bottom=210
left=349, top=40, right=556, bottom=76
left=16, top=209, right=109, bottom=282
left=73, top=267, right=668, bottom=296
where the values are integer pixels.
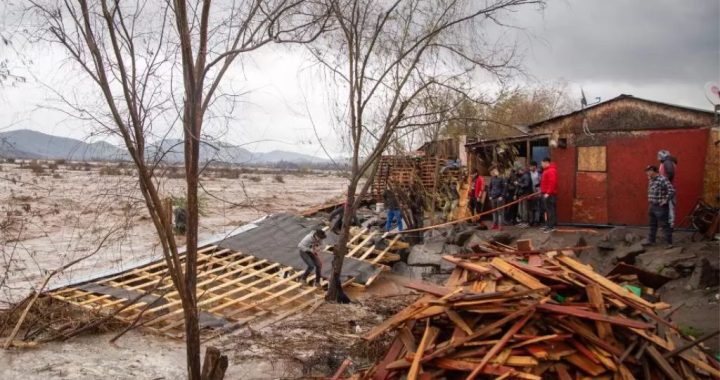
left=466, top=94, right=720, bottom=226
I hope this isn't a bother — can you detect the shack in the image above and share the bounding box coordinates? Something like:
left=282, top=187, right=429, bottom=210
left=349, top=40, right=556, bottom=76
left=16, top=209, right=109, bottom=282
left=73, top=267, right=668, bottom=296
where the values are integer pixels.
left=466, top=94, right=719, bottom=226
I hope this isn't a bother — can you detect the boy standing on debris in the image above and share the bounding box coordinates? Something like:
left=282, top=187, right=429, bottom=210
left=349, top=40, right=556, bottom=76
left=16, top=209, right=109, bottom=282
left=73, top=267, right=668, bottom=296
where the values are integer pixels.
left=488, top=168, right=506, bottom=230
left=540, top=157, right=558, bottom=233
left=643, top=165, right=675, bottom=248
left=297, top=228, right=326, bottom=287
left=383, top=185, right=403, bottom=231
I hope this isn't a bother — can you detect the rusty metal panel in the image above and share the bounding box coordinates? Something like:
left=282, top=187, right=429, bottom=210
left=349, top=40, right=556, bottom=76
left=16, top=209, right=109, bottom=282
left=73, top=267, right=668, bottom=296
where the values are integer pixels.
left=573, top=172, right=608, bottom=223
left=577, top=146, right=606, bottom=172
left=607, top=129, right=709, bottom=225
left=576, top=172, right=607, bottom=198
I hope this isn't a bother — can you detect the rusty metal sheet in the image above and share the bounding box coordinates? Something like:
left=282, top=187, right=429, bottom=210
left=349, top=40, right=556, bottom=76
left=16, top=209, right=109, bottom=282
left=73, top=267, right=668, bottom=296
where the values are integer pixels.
left=573, top=171, right=608, bottom=223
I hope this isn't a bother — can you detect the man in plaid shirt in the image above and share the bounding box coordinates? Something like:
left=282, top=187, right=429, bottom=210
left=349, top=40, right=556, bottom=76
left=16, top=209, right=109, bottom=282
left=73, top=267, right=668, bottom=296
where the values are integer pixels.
left=643, top=165, right=675, bottom=248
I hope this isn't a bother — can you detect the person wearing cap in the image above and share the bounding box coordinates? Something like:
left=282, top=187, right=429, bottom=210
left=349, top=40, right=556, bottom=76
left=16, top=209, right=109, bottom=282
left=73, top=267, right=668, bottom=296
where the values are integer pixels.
left=643, top=165, right=675, bottom=248
left=657, top=150, right=678, bottom=226
left=297, top=228, right=326, bottom=286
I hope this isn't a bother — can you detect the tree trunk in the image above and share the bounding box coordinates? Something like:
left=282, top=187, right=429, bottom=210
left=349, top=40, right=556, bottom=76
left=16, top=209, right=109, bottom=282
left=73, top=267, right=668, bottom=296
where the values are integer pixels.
left=183, top=112, right=202, bottom=379
left=182, top=297, right=202, bottom=379
left=326, top=182, right=358, bottom=302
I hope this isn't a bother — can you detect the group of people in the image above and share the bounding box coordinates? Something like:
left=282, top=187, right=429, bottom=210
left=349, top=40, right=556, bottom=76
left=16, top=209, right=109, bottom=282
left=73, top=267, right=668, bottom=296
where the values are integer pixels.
left=295, top=150, right=679, bottom=293
left=467, top=157, right=558, bottom=232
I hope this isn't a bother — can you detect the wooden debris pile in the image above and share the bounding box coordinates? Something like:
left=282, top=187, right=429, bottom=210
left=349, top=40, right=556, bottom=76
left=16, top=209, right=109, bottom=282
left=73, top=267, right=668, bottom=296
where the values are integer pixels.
left=354, top=242, right=720, bottom=379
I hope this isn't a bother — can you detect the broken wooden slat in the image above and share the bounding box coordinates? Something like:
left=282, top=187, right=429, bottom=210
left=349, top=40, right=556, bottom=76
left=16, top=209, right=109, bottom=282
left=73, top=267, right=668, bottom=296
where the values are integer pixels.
left=490, top=258, right=550, bottom=293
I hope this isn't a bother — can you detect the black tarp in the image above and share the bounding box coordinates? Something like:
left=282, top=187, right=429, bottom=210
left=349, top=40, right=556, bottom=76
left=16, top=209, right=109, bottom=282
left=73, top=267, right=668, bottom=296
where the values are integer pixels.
left=217, top=213, right=380, bottom=285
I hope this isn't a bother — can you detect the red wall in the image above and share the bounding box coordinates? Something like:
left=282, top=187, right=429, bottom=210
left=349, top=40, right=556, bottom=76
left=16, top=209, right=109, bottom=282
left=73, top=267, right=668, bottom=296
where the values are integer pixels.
left=550, top=128, right=709, bottom=226
left=606, top=129, right=709, bottom=225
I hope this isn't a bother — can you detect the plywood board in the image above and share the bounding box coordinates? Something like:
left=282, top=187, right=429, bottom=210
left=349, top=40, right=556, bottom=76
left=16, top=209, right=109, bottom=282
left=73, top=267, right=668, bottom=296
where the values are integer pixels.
left=577, top=146, right=606, bottom=172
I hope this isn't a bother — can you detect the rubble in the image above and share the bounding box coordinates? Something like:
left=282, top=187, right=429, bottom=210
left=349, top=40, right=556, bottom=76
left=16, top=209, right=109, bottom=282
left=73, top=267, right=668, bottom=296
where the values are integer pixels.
left=352, top=239, right=720, bottom=379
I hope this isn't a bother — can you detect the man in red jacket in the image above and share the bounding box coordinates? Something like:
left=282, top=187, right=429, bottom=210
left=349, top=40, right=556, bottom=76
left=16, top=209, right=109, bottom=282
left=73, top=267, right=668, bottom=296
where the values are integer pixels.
left=467, top=170, right=485, bottom=216
left=540, top=157, right=558, bottom=233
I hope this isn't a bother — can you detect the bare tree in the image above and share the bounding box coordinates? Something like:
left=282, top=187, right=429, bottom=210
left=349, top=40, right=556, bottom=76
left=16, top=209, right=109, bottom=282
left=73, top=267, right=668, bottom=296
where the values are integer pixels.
left=24, top=1, right=327, bottom=378
left=311, top=0, right=544, bottom=301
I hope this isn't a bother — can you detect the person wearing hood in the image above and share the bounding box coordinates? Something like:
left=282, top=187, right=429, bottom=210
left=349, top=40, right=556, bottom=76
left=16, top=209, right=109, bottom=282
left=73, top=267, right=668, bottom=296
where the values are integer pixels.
left=657, top=150, right=678, bottom=226
left=488, top=168, right=506, bottom=230
left=516, top=166, right=533, bottom=228
left=540, top=157, right=558, bottom=233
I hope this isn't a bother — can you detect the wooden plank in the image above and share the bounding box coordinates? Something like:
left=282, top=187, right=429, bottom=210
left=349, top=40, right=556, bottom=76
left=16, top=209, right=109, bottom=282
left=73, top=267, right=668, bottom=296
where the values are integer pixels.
left=466, top=311, right=535, bottom=379
left=124, top=261, right=282, bottom=317
left=404, top=281, right=453, bottom=297
left=370, top=235, right=401, bottom=264
left=490, top=258, right=550, bottom=293
left=586, top=283, right=613, bottom=339
left=407, top=320, right=432, bottom=380
left=347, top=231, right=377, bottom=258
left=565, top=353, right=606, bottom=377
left=445, top=309, right=473, bottom=335
left=645, top=345, right=683, bottom=380
left=556, top=255, right=655, bottom=309
left=537, top=303, right=653, bottom=329
left=141, top=267, right=293, bottom=328
left=442, top=256, right=491, bottom=274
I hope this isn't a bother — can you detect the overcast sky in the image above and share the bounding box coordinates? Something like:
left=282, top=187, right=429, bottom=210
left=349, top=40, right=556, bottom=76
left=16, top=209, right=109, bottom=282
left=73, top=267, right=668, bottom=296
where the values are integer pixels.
left=1, top=0, right=718, bottom=156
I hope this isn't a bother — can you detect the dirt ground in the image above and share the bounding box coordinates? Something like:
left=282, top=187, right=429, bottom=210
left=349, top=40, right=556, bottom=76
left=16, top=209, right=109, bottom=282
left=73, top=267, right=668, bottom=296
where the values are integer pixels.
left=0, top=162, right=348, bottom=307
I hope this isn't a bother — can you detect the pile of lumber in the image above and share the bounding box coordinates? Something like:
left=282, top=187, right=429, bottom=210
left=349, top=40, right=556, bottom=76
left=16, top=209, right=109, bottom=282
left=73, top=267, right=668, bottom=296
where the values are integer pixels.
left=354, top=244, right=720, bottom=379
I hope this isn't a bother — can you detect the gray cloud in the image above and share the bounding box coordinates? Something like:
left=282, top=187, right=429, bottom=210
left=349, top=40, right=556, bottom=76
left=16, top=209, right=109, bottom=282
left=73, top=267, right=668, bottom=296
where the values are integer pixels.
left=510, top=0, right=719, bottom=107
left=1, top=0, right=718, bottom=154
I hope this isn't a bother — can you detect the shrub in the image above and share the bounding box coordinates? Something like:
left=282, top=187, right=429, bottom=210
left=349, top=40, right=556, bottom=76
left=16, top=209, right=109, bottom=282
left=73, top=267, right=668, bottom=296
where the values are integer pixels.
left=273, top=174, right=284, bottom=183
left=171, top=195, right=209, bottom=216
left=28, top=160, right=45, bottom=175
left=54, top=159, right=66, bottom=165
left=48, top=163, right=59, bottom=170
left=53, top=173, right=62, bottom=179
left=216, top=167, right=240, bottom=179
left=99, top=166, right=122, bottom=176
left=247, top=175, right=262, bottom=182
left=6, top=158, right=16, bottom=164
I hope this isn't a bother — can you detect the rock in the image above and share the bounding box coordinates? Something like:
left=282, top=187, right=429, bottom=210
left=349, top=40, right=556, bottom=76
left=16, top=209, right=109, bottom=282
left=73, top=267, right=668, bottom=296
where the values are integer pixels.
left=635, top=248, right=694, bottom=272
left=624, top=232, right=641, bottom=245
left=614, top=243, right=645, bottom=264
left=463, top=233, right=487, bottom=250
left=407, top=241, right=445, bottom=266
left=491, top=232, right=515, bottom=245
left=597, top=240, right=615, bottom=250
left=444, top=244, right=463, bottom=255
left=423, top=226, right=452, bottom=241
left=659, top=267, right=680, bottom=280
left=392, top=262, right=437, bottom=279
left=687, top=258, right=720, bottom=290
left=447, top=227, right=479, bottom=246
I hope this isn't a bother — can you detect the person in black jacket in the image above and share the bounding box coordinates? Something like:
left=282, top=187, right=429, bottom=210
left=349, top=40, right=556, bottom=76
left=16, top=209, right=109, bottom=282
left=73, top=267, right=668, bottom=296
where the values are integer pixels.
left=504, top=169, right=518, bottom=225
left=488, top=168, right=506, bottom=230
left=516, top=167, right=533, bottom=228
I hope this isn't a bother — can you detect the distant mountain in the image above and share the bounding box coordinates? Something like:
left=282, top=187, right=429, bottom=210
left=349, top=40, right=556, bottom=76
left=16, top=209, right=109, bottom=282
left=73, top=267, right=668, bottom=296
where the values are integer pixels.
left=0, top=129, right=127, bottom=161
left=256, top=150, right=330, bottom=164
left=0, top=129, right=329, bottom=165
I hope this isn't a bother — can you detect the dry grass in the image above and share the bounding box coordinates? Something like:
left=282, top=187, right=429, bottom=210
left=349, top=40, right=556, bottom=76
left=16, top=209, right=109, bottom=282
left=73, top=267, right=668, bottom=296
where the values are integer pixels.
left=0, top=296, right=125, bottom=344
